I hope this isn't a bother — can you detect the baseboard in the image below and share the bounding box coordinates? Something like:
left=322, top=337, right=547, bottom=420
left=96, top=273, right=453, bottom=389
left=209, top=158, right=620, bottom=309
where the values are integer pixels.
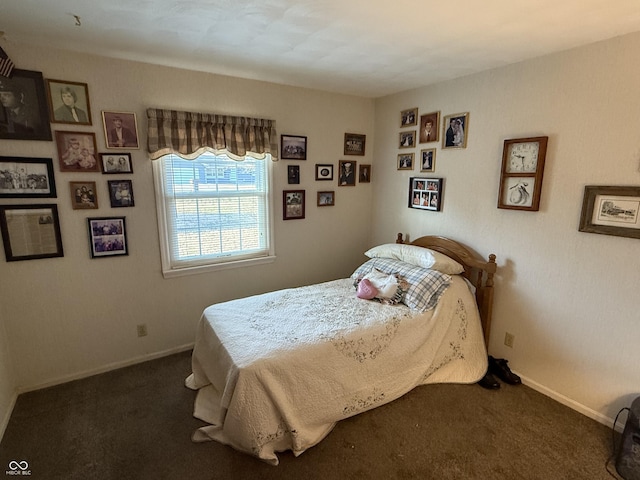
left=0, top=391, right=18, bottom=443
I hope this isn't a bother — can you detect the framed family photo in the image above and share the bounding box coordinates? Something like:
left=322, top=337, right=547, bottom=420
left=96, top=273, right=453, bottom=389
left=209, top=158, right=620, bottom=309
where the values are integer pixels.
left=443, top=112, right=469, bottom=149
left=0, top=156, right=56, bottom=198
left=317, top=191, right=335, bottom=206
left=420, top=149, right=436, bottom=172
left=108, top=180, right=135, bottom=207
left=281, top=135, right=307, bottom=160
left=397, top=153, right=414, bottom=170
left=69, top=181, right=98, bottom=210
left=102, top=111, right=139, bottom=149
left=315, top=164, right=333, bottom=181
left=399, top=131, right=416, bottom=148
left=344, top=133, right=366, bottom=156
left=409, top=177, right=444, bottom=212
left=55, top=131, right=100, bottom=172
left=100, top=153, right=133, bottom=174
left=46, top=79, right=92, bottom=125
left=0, top=69, right=52, bottom=141
left=579, top=185, right=640, bottom=239
left=87, top=217, right=128, bottom=258
left=400, top=107, right=418, bottom=127
left=0, top=204, right=64, bottom=261
left=283, top=190, right=305, bottom=220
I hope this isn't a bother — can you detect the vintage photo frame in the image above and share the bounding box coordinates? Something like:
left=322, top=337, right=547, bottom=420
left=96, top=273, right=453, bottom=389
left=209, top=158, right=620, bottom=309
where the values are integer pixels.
left=0, top=156, right=57, bottom=198
left=55, top=130, right=100, bottom=172
left=0, top=204, right=63, bottom=261
left=400, top=107, right=418, bottom=127
left=283, top=190, right=305, bottom=220
left=359, top=164, right=371, bottom=183
left=397, top=153, right=414, bottom=170
left=315, top=164, right=333, bottom=181
left=281, top=135, right=307, bottom=160
left=399, top=131, right=416, bottom=149
left=287, top=165, right=300, bottom=184
left=46, top=79, right=92, bottom=125
left=338, top=160, right=356, bottom=186
left=420, top=149, right=436, bottom=172
left=0, top=69, right=52, bottom=141
left=69, top=181, right=98, bottom=210
left=578, top=186, right=640, bottom=239
left=317, top=191, right=335, bottom=206
left=443, top=112, right=469, bottom=149
left=102, top=111, right=140, bottom=149
left=419, top=111, right=440, bottom=143
left=100, top=153, right=133, bottom=174
left=87, top=216, right=128, bottom=258
left=344, top=133, right=366, bottom=156
left=409, top=177, right=444, bottom=212
left=107, top=180, right=135, bottom=207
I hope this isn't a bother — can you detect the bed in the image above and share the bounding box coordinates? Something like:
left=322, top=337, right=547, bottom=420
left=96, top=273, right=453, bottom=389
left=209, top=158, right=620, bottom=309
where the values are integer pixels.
left=185, top=234, right=497, bottom=465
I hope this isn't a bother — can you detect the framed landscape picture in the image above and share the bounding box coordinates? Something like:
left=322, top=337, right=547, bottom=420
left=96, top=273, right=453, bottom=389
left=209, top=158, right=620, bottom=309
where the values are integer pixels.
left=579, top=185, right=640, bottom=239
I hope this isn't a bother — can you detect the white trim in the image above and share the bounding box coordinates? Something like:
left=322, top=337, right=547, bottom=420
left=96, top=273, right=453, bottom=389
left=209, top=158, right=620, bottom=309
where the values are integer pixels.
left=0, top=391, right=18, bottom=443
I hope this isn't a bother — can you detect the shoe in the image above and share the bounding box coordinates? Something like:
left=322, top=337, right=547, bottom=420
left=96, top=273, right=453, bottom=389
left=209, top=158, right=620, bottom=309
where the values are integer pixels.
left=477, top=372, right=500, bottom=389
left=488, top=356, right=521, bottom=385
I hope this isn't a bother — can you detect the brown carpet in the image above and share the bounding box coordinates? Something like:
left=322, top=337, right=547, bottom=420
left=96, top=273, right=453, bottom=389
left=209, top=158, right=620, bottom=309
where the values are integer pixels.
left=0, top=350, right=622, bottom=479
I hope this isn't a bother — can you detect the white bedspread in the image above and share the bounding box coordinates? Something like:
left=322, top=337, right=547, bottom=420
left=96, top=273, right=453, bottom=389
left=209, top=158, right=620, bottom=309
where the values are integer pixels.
left=185, top=276, right=487, bottom=465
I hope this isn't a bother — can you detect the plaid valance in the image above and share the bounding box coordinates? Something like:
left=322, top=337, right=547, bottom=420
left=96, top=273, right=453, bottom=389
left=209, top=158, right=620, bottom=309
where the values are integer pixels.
left=146, top=108, right=279, bottom=161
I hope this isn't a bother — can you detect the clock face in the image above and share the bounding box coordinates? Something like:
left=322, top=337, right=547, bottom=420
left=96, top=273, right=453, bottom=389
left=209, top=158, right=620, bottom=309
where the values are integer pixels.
left=508, top=142, right=539, bottom=173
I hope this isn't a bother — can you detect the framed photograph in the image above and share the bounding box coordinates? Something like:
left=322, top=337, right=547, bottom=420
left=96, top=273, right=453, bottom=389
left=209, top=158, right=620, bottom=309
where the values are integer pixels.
left=281, top=135, right=307, bottom=160
left=399, top=131, right=416, bottom=149
left=46, top=79, right=92, bottom=125
left=55, top=131, right=100, bottom=172
left=69, top=181, right=98, bottom=210
left=100, top=153, right=133, bottom=174
left=87, top=217, right=128, bottom=258
left=317, top=191, right=335, bottom=206
left=400, top=107, right=418, bottom=127
left=107, top=180, right=135, bottom=207
left=420, top=149, right=436, bottom=172
left=409, top=177, right=444, bottom=212
left=419, top=111, right=439, bottom=143
left=102, top=111, right=139, bottom=149
left=287, top=165, right=300, bottom=184
left=344, top=133, right=366, bottom=156
left=579, top=186, right=640, bottom=239
left=0, top=204, right=63, bottom=261
left=498, top=136, right=548, bottom=211
left=397, top=153, right=414, bottom=170
left=359, top=164, right=371, bottom=183
left=0, top=156, right=56, bottom=198
left=0, top=69, right=52, bottom=141
left=315, top=163, right=334, bottom=181
left=338, top=160, right=356, bottom=186
left=283, top=190, right=305, bottom=220
left=443, top=112, right=469, bottom=149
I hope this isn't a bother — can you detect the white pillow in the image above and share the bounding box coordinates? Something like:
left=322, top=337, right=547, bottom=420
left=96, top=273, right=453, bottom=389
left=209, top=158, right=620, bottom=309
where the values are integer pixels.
left=364, top=243, right=464, bottom=275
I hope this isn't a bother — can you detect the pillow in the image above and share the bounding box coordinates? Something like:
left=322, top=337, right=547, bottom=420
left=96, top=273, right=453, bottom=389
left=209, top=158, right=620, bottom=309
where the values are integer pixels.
left=364, top=243, right=464, bottom=275
left=356, top=278, right=378, bottom=300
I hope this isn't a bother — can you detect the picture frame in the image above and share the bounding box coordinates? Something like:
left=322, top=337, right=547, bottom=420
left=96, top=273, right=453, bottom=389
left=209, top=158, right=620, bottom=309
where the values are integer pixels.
left=315, top=163, right=334, bottom=181
left=338, top=160, right=356, bottom=186
left=283, top=190, right=305, bottom=220
left=287, top=165, right=300, bottom=184
left=69, top=181, right=98, bottom=209
left=420, top=149, right=436, bottom=172
left=102, top=111, right=139, bottom=149
left=359, top=164, right=371, bottom=183
left=0, top=156, right=57, bottom=198
left=443, top=112, right=469, bottom=149
left=400, top=107, right=418, bottom=127
left=399, top=131, right=416, bottom=149
left=0, top=204, right=64, bottom=261
left=419, top=111, right=440, bottom=143
left=0, top=69, right=52, bottom=141
left=344, top=133, right=366, bottom=156
left=578, top=186, right=640, bottom=239
left=317, top=191, right=335, bottom=206
left=409, top=177, right=444, bottom=212
left=281, top=135, right=307, bottom=160
left=99, top=153, right=133, bottom=174
left=87, top=216, right=128, bottom=258
left=397, top=153, right=414, bottom=170
left=46, top=79, right=92, bottom=125
left=55, top=130, right=100, bottom=172
left=107, top=180, right=135, bottom=207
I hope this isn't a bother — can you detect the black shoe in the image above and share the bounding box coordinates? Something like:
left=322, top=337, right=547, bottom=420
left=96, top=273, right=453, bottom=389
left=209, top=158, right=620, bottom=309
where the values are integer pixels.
left=478, top=372, right=500, bottom=389
left=489, top=356, right=521, bottom=385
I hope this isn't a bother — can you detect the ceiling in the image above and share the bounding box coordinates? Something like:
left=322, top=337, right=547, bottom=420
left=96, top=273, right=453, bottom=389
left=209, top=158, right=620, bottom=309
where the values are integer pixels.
left=2, top=0, right=640, bottom=98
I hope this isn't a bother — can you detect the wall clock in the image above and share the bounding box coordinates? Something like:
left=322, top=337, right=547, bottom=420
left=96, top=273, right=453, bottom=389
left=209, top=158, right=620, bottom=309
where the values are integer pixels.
left=497, top=136, right=548, bottom=211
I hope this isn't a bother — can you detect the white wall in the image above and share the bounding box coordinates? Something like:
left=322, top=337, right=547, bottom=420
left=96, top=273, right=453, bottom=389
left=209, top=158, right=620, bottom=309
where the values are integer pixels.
left=372, top=32, right=640, bottom=424
left=0, top=309, right=16, bottom=439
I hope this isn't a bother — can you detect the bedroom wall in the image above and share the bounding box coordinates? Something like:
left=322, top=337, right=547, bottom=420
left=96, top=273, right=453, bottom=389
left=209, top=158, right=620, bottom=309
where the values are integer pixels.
left=371, top=31, right=640, bottom=426
left=0, top=310, right=16, bottom=438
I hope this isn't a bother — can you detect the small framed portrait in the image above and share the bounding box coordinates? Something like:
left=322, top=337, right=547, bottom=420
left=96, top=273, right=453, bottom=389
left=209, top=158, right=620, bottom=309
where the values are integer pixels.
left=281, top=135, right=307, bottom=160
left=283, top=190, right=305, bottom=220
left=102, top=111, right=139, bottom=149
left=338, top=160, right=356, bottom=186
left=100, top=153, right=133, bottom=174
left=315, top=163, right=334, bottom=181
left=409, top=177, right=444, bottom=212
left=344, top=133, right=366, bottom=156
left=399, top=131, right=416, bottom=149
left=420, top=149, right=436, bottom=172
left=0, top=156, right=56, bottom=198
left=397, top=153, right=414, bottom=170
left=400, top=107, right=418, bottom=127
left=69, top=181, right=98, bottom=210
left=0, top=204, right=64, bottom=261
left=287, top=165, right=300, bottom=184
left=317, top=191, right=335, bottom=206
left=0, top=69, right=52, bottom=141
left=419, top=111, right=439, bottom=143
left=108, top=180, right=135, bottom=208
left=46, top=79, right=92, bottom=125
left=87, top=216, right=128, bottom=258
left=359, top=164, right=371, bottom=183
left=55, top=131, right=100, bottom=172
left=443, top=112, right=469, bottom=149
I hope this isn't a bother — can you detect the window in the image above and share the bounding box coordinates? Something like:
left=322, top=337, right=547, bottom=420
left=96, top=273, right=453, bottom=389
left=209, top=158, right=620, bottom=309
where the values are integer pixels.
left=153, top=152, right=274, bottom=277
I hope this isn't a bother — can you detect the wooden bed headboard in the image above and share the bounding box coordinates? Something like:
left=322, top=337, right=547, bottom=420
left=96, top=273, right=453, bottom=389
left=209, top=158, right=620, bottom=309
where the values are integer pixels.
left=396, top=233, right=497, bottom=346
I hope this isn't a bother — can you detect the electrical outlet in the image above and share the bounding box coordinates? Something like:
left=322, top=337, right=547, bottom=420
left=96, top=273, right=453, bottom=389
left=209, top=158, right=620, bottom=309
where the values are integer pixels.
left=504, top=332, right=514, bottom=348
left=137, top=324, right=148, bottom=337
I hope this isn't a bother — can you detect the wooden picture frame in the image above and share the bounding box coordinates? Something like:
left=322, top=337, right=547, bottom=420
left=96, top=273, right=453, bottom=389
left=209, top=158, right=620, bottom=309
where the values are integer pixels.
left=287, top=165, right=300, bottom=184
left=397, top=153, right=414, bottom=170
left=344, top=133, right=366, bottom=156
left=107, top=180, right=135, bottom=207
left=281, top=135, right=307, bottom=160
left=317, top=191, right=335, bottom=206
left=100, top=153, right=133, bottom=174
left=87, top=217, right=128, bottom=258
left=419, top=111, right=439, bottom=143
left=0, top=204, right=63, bottom=261
left=69, top=181, right=98, bottom=209
left=46, top=79, right=92, bottom=125
left=359, top=164, right=371, bottom=183
left=338, top=160, right=356, bottom=186
left=315, top=164, right=334, bottom=181
left=102, top=111, right=139, bottom=149
left=55, top=131, right=100, bottom=172
left=400, top=107, right=418, bottom=127
left=0, top=69, right=52, bottom=141
left=420, top=149, right=436, bottom=172
left=0, top=156, right=56, bottom=198
left=409, top=177, right=444, bottom=212
left=443, top=112, right=469, bottom=149
left=399, top=131, right=416, bottom=149
left=283, top=190, right=305, bottom=220
left=579, top=186, right=640, bottom=239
